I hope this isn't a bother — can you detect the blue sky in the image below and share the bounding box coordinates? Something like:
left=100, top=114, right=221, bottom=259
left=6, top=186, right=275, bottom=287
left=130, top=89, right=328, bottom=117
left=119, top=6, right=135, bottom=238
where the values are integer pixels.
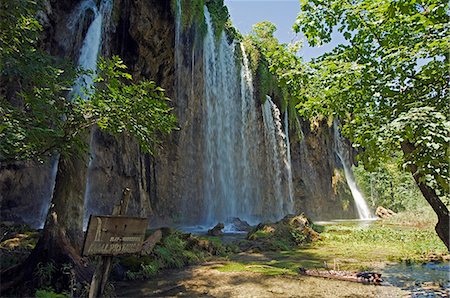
left=224, top=0, right=346, bottom=61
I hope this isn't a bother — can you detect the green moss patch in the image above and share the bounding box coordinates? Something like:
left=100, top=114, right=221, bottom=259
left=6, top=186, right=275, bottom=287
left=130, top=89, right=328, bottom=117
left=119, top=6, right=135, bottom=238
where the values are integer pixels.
left=119, top=230, right=231, bottom=280
left=0, top=223, right=40, bottom=270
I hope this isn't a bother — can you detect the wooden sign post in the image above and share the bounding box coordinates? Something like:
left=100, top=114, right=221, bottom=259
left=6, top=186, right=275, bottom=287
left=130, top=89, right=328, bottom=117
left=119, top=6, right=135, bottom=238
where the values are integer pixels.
left=84, top=188, right=148, bottom=298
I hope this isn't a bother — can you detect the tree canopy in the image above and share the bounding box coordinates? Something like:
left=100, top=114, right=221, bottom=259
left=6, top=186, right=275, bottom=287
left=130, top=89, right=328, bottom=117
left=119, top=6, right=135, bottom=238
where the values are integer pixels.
left=245, top=0, right=449, bottom=248
left=292, top=0, right=449, bottom=200
left=0, top=0, right=177, bottom=162
left=292, top=0, right=449, bottom=248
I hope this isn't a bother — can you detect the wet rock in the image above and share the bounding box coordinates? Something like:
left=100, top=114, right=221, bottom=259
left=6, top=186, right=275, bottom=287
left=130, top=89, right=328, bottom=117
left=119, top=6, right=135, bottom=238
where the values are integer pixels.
left=227, top=217, right=252, bottom=232
left=207, top=223, right=224, bottom=236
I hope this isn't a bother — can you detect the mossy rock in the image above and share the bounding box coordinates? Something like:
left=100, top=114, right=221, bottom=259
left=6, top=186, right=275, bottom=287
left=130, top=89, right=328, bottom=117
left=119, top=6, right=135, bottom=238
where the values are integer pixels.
left=244, top=214, right=320, bottom=252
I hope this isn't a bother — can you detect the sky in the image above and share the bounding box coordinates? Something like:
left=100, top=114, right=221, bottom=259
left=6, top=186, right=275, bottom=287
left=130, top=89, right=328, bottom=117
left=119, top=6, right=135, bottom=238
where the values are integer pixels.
left=224, top=0, right=346, bottom=61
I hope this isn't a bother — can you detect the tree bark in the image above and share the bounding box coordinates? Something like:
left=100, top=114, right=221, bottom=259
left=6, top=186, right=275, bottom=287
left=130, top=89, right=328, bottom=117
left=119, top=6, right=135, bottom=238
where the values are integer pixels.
left=0, top=131, right=91, bottom=295
left=401, top=141, right=450, bottom=251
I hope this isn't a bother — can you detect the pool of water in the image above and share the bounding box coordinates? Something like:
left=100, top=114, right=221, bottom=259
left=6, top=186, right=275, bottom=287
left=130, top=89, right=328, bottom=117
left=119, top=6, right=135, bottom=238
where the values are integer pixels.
left=178, top=224, right=248, bottom=244
left=382, top=262, right=450, bottom=297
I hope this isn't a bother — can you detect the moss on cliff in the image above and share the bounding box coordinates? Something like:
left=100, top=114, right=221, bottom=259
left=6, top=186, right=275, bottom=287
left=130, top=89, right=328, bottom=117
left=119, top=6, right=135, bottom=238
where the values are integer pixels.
left=170, top=0, right=205, bottom=31
left=241, top=36, right=282, bottom=104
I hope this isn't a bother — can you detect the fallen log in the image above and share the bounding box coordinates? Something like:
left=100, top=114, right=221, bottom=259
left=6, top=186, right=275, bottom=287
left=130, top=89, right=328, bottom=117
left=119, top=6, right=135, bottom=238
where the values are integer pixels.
left=298, top=267, right=382, bottom=285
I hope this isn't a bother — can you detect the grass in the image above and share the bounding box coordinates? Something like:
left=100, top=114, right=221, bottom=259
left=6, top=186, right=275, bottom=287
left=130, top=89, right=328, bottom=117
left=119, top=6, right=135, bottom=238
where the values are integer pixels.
left=213, top=261, right=293, bottom=276
left=220, top=210, right=449, bottom=275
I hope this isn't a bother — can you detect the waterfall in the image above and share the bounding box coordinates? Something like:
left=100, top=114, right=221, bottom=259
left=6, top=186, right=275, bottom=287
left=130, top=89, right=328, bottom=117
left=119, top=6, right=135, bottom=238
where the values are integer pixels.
left=67, top=0, right=112, bottom=227
left=203, top=8, right=240, bottom=224
left=262, top=96, right=293, bottom=218
left=333, top=120, right=373, bottom=219
left=284, top=110, right=294, bottom=213
left=201, top=6, right=295, bottom=224
left=71, top=0, right=112, bottom=99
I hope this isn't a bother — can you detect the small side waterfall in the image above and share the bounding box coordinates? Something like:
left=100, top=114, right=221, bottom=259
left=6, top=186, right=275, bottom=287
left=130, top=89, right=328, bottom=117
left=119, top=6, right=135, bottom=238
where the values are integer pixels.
left=66, top=0, right=112, bottom=227
left=333, top=121, right=373, bottom=219
left=70, top=0, right=112, bottom=98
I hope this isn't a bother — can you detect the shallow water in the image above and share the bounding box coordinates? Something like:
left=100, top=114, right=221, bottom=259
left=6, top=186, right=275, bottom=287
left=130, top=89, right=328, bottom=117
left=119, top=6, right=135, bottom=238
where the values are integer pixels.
left=382, top=262, right=450, bottom=297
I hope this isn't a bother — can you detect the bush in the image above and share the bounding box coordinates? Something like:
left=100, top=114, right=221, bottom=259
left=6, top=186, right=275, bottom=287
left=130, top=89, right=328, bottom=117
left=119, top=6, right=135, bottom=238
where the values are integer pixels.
left=353, top=157, right=426, bottom=212
left=120, top=230, right=228, bottom=280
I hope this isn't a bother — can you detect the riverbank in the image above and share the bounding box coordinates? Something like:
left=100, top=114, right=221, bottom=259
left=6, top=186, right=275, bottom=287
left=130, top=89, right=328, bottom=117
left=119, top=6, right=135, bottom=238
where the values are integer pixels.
left=116, top=209, right=449, bottom=297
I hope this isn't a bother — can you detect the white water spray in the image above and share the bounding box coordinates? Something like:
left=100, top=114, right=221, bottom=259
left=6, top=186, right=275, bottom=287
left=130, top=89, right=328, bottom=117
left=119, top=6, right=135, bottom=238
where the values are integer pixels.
left=333, top=121, right=373, bottom=219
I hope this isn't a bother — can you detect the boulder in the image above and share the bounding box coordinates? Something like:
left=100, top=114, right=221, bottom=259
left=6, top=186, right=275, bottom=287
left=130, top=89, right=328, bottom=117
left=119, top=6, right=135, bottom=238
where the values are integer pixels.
left=227, top=217, right=252, bottom=232
left=375, top=206, right=396, bottom=218
left=207, top=223, right=224, bottom=236
left=243, top=213, right=320, bottom=251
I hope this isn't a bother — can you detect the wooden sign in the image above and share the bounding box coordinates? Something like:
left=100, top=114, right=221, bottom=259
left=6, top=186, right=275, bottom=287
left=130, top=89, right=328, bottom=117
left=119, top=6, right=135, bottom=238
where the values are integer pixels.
left=82, top=215, right=148, bottom=256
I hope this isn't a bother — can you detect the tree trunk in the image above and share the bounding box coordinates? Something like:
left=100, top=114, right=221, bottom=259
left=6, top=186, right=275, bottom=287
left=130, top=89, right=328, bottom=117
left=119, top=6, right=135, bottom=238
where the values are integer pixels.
left=1, top=131, right=91, bottom=295
left=401, top=141, right=450, bottom=251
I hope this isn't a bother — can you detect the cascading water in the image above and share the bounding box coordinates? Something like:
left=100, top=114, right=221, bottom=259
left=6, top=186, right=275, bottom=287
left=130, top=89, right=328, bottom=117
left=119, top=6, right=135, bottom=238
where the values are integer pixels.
left=66, top=0, right=112, bottom=227
left=70, top=0, right=111, bottom=99
left=239, top=44, right=262, bottom=220
left=333, top=120, right=374, bottom=219
left=262, top=96, right=293, bottom=217
left=202, top=7, right=294, bottom=225
left=204, top=8, right=241, bottom=224
left=284, top=110, right=294, bottom=211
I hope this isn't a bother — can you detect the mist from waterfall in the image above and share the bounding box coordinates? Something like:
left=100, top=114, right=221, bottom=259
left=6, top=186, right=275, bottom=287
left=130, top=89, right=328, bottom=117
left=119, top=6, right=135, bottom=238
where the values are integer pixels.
left=333, top=121, right=374, bottom=219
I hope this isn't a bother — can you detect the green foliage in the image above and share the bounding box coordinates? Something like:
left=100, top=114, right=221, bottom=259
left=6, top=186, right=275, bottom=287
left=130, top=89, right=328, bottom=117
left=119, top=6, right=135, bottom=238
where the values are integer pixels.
left=178, top=0, right=205, bottom=30
left=122, top=231, right=228, bottom=280
left=205, top=0, right=230, bottom=39
left=214, top=262, right=292, bottom=276
left=0, top=0, right=79, bottom=161
left=293, top=0, right=449, bottom=209
left=81, top=56, right=177, bottom=155
left=35, top=289, right=69, bottom=298
left=124, top=260, right=160, bottom=280
left=153, top=233, right=200, bottom=268
left=382, top=107, right=449, bottom=201
left=245, top=22, right=306, bottom=121
left=354, top=157, right=427, bottom=211
left=244, top=215, right=320, bottom=252
left=34, top=261, right=56, bottom=287
left=318, top=220, right=448, bottom=263
left=1, top=1, right=176, bottom=161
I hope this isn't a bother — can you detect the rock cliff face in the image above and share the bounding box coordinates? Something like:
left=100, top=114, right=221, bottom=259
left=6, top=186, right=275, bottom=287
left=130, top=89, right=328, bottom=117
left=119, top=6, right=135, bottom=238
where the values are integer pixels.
left=290, top=120, right=356, bottom=220
left=0, top=0, right=360, bottom=227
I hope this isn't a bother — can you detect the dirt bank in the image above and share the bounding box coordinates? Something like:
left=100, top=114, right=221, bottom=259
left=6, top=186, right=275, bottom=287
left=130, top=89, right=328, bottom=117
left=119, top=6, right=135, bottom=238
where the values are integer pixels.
left=115, top=261, right=407, bottom=297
